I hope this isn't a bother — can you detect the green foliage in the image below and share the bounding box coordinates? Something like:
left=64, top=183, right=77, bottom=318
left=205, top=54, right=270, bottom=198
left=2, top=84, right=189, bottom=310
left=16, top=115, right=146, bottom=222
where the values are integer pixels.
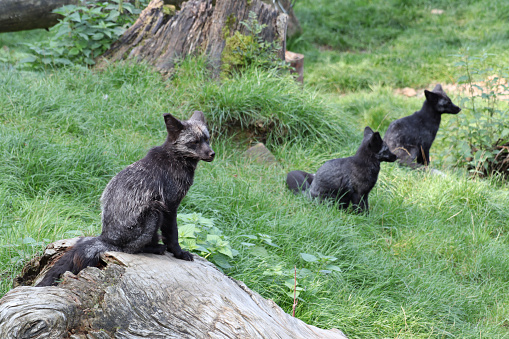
left=178, top=213, right=238, bottom=269
left=173, top=57, right=352, bottom=145
left=437, top=52, right=509, bottom=176
left=20, top=0, right=146, bottom=68
left=221, top=11, right=285, bottom=77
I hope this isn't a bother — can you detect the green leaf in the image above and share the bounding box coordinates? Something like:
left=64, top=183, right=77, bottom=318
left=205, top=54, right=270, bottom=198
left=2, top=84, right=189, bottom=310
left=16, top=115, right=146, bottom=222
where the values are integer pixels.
left=250, top=246, right=269, bottom=258
left=325, top=265, right=342, bottom=272
left=54, top=58, right=73, bottom=65
left=92, top=32, right=105, bottom=40
left=300, top=253, right=318, bottom=262
left=179, top=224, right=197, bottom=238
left=70, top=12, right=82, bottom=22
left=18, top=55, right=37, bottom=63
left=69, top=47, right=80, bottom=56
left=211, top=254, right=233, bottom=269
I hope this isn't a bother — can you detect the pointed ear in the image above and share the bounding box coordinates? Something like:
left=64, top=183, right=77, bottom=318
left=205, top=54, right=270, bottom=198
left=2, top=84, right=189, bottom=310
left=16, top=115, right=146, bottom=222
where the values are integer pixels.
left=369, top=132, right=383, bottom=151
left=163, top=113, right=184, bottom=142
left=424, top=90, right=439, bottom=104
left=189, top=110, right=206, bottom=124
left=433, top=84, right=444, bottom=93
left=363, top=126, right=374, bottom=137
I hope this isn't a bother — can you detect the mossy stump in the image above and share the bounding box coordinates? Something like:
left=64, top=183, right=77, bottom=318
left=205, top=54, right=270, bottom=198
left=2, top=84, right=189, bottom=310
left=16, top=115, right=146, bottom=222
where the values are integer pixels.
left=98, top=0, right=288, bottom=76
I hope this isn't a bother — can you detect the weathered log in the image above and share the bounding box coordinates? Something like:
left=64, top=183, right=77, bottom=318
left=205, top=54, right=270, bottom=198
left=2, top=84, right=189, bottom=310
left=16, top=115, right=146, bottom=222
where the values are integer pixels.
left=0, top=238, right=347, bottom=338
left=0, top=0, right=80, bottom=33
left=98, top=0, right=287, bottom=76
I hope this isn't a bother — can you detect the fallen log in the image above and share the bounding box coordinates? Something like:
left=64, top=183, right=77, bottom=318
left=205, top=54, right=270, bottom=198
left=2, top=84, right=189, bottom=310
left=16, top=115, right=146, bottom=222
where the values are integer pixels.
left=0, top=238, right=347, bottom=338
left=0, top=0, right=79, bottom=33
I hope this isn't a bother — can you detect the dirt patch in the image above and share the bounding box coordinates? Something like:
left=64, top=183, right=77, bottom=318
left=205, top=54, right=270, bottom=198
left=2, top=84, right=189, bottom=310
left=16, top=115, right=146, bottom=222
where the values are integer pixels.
left=395, top=75, right=509, bottom=100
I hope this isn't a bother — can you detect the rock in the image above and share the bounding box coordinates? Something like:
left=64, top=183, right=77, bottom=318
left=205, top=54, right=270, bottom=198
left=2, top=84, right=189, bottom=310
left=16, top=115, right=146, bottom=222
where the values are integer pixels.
left=244, top=143, right=278, bottom=165
left=395, top=87, right=417, bottom=97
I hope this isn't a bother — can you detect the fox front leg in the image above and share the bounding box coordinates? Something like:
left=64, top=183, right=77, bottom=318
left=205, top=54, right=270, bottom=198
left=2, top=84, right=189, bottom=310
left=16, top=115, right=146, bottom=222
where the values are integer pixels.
left=351, top=193, right=368, bottom=214
left=161, top=209, right=193, bottom=261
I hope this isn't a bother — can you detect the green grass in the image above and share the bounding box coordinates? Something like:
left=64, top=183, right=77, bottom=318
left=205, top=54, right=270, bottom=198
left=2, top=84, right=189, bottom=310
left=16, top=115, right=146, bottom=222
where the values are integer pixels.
left=290, top=0, right=509, bottom=92
left=1, top=0, right=509, bottom=337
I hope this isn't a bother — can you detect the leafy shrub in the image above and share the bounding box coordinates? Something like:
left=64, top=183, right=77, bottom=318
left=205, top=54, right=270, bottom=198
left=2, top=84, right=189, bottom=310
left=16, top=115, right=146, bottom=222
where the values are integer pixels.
left=21, top=0, right=147, bottom=68
left=178, top=213, right=238, bottom=270
left=437, top=52, right=509, bottom=177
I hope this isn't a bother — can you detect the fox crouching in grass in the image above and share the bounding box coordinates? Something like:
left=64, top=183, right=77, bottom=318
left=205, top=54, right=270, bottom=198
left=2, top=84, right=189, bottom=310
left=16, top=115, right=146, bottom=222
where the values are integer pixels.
left=384, top=84, right=461, bottom=168
left=37, top=111, right=215, bottom=287
left=287, top=127, right=396, bottom=213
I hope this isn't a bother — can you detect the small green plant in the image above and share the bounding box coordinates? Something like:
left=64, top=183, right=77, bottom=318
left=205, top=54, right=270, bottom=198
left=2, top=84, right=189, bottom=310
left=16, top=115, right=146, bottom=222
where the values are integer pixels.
left=300, top=252, right=342, bottom=275
left=438, top=52, right=509, bottom=177
left=21, top=0, right=146, bottom=68
left=177, top=213, right=238, bottom=269
left=221, top=11, right=286, bottom=77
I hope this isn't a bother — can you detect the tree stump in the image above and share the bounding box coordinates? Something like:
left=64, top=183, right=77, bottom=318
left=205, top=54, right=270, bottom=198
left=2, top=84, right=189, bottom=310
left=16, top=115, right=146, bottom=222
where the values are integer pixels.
left=0, top=238, right=347, bottom=338
left=98, top=0, right=288, bottom=76
left=285, top=50, right=304, bottom=83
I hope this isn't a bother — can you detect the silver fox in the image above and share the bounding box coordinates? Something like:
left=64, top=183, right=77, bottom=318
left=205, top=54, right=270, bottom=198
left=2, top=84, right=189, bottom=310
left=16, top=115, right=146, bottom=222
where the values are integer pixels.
left=37, top=111, right=215, bottom=286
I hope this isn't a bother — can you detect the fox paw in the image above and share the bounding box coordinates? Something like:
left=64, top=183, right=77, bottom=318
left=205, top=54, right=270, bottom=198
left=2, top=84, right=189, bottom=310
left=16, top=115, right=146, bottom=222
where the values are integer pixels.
left=175, top=250, right=194, bottom=261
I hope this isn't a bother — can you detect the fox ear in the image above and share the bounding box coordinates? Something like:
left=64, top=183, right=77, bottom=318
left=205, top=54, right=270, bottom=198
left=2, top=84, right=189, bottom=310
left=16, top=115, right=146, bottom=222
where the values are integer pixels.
left=368, top=132, right=383, bottom=151
left=189, top=110, right=206, bottom=124
left=433, top=84, right=444, bottom=93
left=363, top=126, right=374, bottom=137
left=424, top=90, right=440, bottom=104
left=163, top=113, right=184, bottom=141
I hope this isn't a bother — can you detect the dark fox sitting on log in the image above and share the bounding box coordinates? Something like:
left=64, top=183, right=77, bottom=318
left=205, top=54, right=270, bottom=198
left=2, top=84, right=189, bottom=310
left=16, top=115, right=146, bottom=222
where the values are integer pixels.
left=384, top=84, right=461, bottom=167
left=286, top=126, right=397, bottom=213
left=37, top=111, right=215, bottom=287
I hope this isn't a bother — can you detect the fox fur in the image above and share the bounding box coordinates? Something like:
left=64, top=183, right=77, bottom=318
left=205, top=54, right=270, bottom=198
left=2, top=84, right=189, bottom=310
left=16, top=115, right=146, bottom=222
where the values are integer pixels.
left=286, top=127, right=396, bottom=213
left=37, top=111, right=215, bottom=287
left=384, top=84, right=461, bottom=167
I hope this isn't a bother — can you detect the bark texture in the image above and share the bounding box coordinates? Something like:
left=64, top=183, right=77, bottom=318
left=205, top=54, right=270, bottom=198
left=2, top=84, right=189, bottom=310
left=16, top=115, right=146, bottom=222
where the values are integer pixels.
left=0, top=0, right=80, bottom=33
left=99, top=0, right=287, bottom=76
left=261, top=0, right=301, bottom=37
left=0, top=238, right=347, bottom=339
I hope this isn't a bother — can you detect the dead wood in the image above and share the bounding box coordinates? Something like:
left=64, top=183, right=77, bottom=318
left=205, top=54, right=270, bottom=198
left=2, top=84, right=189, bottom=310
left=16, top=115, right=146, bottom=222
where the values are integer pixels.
left=0, top=237, right=347, bottom=338
left=0, top=0, right=80, bottom=33
left=98, top=0, right=287, bottom=76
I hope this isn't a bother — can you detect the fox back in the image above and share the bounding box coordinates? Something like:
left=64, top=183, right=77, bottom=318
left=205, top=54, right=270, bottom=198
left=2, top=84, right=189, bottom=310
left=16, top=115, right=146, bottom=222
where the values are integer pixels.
left=384, top=84, right=461, bottom=166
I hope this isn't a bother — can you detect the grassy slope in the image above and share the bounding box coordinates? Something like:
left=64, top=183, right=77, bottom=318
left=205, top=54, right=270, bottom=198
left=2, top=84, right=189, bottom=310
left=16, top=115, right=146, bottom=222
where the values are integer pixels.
left=1, top=1, right=509, bottom=338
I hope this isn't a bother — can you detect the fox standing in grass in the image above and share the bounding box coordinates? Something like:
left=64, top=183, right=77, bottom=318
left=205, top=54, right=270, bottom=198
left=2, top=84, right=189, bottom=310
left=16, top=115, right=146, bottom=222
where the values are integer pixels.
left=383, top=84, right=461, bottom=167
left=37, top=111, right=215, bottom=287
left=287, top=126, right=396, bottom=213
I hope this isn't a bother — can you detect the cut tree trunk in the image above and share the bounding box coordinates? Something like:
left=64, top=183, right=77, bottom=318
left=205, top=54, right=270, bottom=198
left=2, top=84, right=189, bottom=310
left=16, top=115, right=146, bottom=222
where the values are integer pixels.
left=98, top=0, right=288, bottom=76
left=0, top=238, right=348, bottom=338
left=0, top=0, right=80, bottom=33
left=261, top=0, right=302, bottom=38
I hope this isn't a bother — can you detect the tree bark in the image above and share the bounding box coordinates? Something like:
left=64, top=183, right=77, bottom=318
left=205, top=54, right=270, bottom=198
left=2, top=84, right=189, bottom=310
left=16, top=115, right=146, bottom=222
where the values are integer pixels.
left=0, top=238, right=347, bottom=339
left=98, top=0, right=288, bottom=76
left=261, top=0, right=302, bottom=38
left=0, top=0, right=80, bottom=33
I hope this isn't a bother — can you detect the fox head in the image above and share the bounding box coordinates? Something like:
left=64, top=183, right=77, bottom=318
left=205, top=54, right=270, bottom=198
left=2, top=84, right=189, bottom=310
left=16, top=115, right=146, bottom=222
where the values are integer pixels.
left=424, top=84, right=461, bottom=114
left=362, top=126, right=397, bottom=162
left=163, top=111, right=215, bottom=162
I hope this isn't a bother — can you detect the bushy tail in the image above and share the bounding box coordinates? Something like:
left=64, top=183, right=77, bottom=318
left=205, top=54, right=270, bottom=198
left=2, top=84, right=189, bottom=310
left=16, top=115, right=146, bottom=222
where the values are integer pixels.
left=286, top=170, right=314, bottom=194
left=36, top=237, right=115, bottom=287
